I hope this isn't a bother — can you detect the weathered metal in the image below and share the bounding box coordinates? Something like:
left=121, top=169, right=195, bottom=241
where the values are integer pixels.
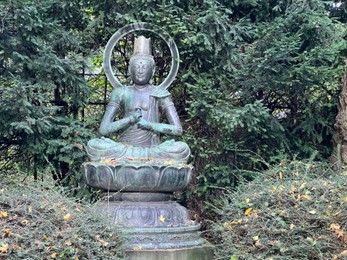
left=83, top=23, right=209, bottom=252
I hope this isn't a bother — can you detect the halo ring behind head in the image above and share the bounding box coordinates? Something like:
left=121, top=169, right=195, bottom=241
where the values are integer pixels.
left=103, top=23, right=179, bottom=90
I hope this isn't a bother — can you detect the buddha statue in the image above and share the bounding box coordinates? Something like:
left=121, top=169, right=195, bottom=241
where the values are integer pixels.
left=86, top=36, right=190, bottom=163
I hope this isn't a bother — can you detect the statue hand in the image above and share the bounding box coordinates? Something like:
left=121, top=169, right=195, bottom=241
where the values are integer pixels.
left=130, top=110, right=142, bottom=123
left=137, top=118, right=151, bottom=130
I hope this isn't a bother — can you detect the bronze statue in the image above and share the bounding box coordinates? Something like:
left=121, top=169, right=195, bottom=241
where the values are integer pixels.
left=86, top=36, right=190, bottom=163
left=82, top=24, right=209, bottom=253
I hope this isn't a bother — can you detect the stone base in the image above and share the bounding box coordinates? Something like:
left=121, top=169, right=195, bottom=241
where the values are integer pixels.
left=98, top=199, right=205, bottom=249
left=122, top=225, right=204, bottom=250
left=126, top=245, right=214, bottom=260
left=99, top=200, right=193, bottom=227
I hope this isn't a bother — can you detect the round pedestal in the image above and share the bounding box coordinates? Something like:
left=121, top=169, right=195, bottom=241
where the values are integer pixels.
left=82, top=162, right=206, bottom=250
left=82, top=162, right=192, bottom=192
left=97, top=199, right=204, bottom=250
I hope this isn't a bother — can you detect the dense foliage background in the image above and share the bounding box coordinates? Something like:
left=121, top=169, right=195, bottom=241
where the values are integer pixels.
left=1, top=0, right=347, bottom=247
left=0, top=175, right=125, bottom=258
left=214, top=161, right=347, bottom=259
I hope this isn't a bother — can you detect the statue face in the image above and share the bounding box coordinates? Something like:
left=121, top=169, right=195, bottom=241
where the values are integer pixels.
left=130, top=58, right=154, bottom=86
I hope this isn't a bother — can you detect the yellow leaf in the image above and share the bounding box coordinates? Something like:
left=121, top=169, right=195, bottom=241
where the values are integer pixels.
left=245, top=207, right=252, bottom=216
left=290, top=224, right=295, bottom=230
left=75, top=257, right=79, bottom=260
left=255, top=240, right=262, bottom=247
left=43, top=234, right=47, bottom=240
left=290, top=185, right=297, bottom=193
left=98, top=239, right=109, bottom=247
left=270, top=186, right=277, bottom=193
left=344, top=196, right=347, bottom=202
left=340, top=250, right=347, bottom=256
left=12, top=243, right=21, bottom=250
left=21, top=219, right=29, bottom=225
left=300, top=195, right=312, bottom=200
left=0, top=243, right=8, bottom=253
left=229, top=219, right=243, bottom=225
left=133, top=246, right=142, bottom=251
left=279, top=172, right=283, bottom=179
left=300, top=182, right=307, bottom=189
left=63, top=213, right=72, bottom=221
left=252, top=235, right=259, bottom=241
left=1, top=211, right=8, bottom=218
left=246, top=198, right=250, bottom=203
left=330, top=223, right=340, bottom=230
left=51, top=253, right=57, bottom=258
left=159, top=215, right=166, bottom=222
left=335, top=229, right=345, bottom=238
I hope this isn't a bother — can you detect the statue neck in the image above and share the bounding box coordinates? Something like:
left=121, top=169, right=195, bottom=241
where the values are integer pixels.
left=133, top=83, right=151, bottom=90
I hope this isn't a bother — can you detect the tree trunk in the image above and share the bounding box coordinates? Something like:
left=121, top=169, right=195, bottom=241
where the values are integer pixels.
left=331, top=60, right=347, bottom=167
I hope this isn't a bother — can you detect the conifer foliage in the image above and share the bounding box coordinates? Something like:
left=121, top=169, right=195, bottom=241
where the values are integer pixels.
left=0, top=0, right=346, bottom=195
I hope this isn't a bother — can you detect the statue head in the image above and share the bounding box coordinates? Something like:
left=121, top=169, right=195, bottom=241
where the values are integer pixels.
left=129, top=36, right=155, bottom=86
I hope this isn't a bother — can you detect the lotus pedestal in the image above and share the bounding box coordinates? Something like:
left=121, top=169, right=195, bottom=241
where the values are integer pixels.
left=82, top=162, right=212, bottom=257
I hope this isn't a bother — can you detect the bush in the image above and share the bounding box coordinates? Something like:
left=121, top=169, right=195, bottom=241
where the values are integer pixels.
left=214, top=161, right=347, bottom=260
left=0, top=175, right=125, bottom=259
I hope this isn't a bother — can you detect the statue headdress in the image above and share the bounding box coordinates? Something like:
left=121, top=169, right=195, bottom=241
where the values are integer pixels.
left=132, top=36, right=153, bottom=58
left=129, top=36, right=155, bottom=78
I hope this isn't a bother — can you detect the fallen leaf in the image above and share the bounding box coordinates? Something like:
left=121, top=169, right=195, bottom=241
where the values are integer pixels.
left=0, top=243, right=8, bottom=253
left=335, top=229, right=345, bottom=240
left=252, top=235, right=259, bottom=241
left=246, top=198, right=250, bottom=203
left=290, top=224, right=295, bottom=230
left=330, top=223, right=340, bottom=230
left=12, top=243, right=21, bottom=250
left=255, top=240, right=262, bottom=247
left=159, top=215, right=166, bottom=222
left=0, top=211, right=8, bottom=218
left=133, top=246, right=142, bottom=251
left=51, top=253, right=57, bottom=258
left=270, top=186, right=277, bottom=193
left=300, top=195, right=312, bottom=200
left=308, top=210, right=316, bottom=215
left=98, top=239, right=109, bottom=247
left=245, top=207, right=252, bottom=216
left=279, top=172, right=283, bottom=179
left=300, top=182, right=307, bottom=189
left=63, top=213, right=72, bottom=221
left=43, top=234, right=47, bottom=240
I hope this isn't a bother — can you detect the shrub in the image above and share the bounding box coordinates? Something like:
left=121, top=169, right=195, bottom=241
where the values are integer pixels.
left=214, top=161, right=347, bottom=260
left=0, top=175, right=125, bottom=259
